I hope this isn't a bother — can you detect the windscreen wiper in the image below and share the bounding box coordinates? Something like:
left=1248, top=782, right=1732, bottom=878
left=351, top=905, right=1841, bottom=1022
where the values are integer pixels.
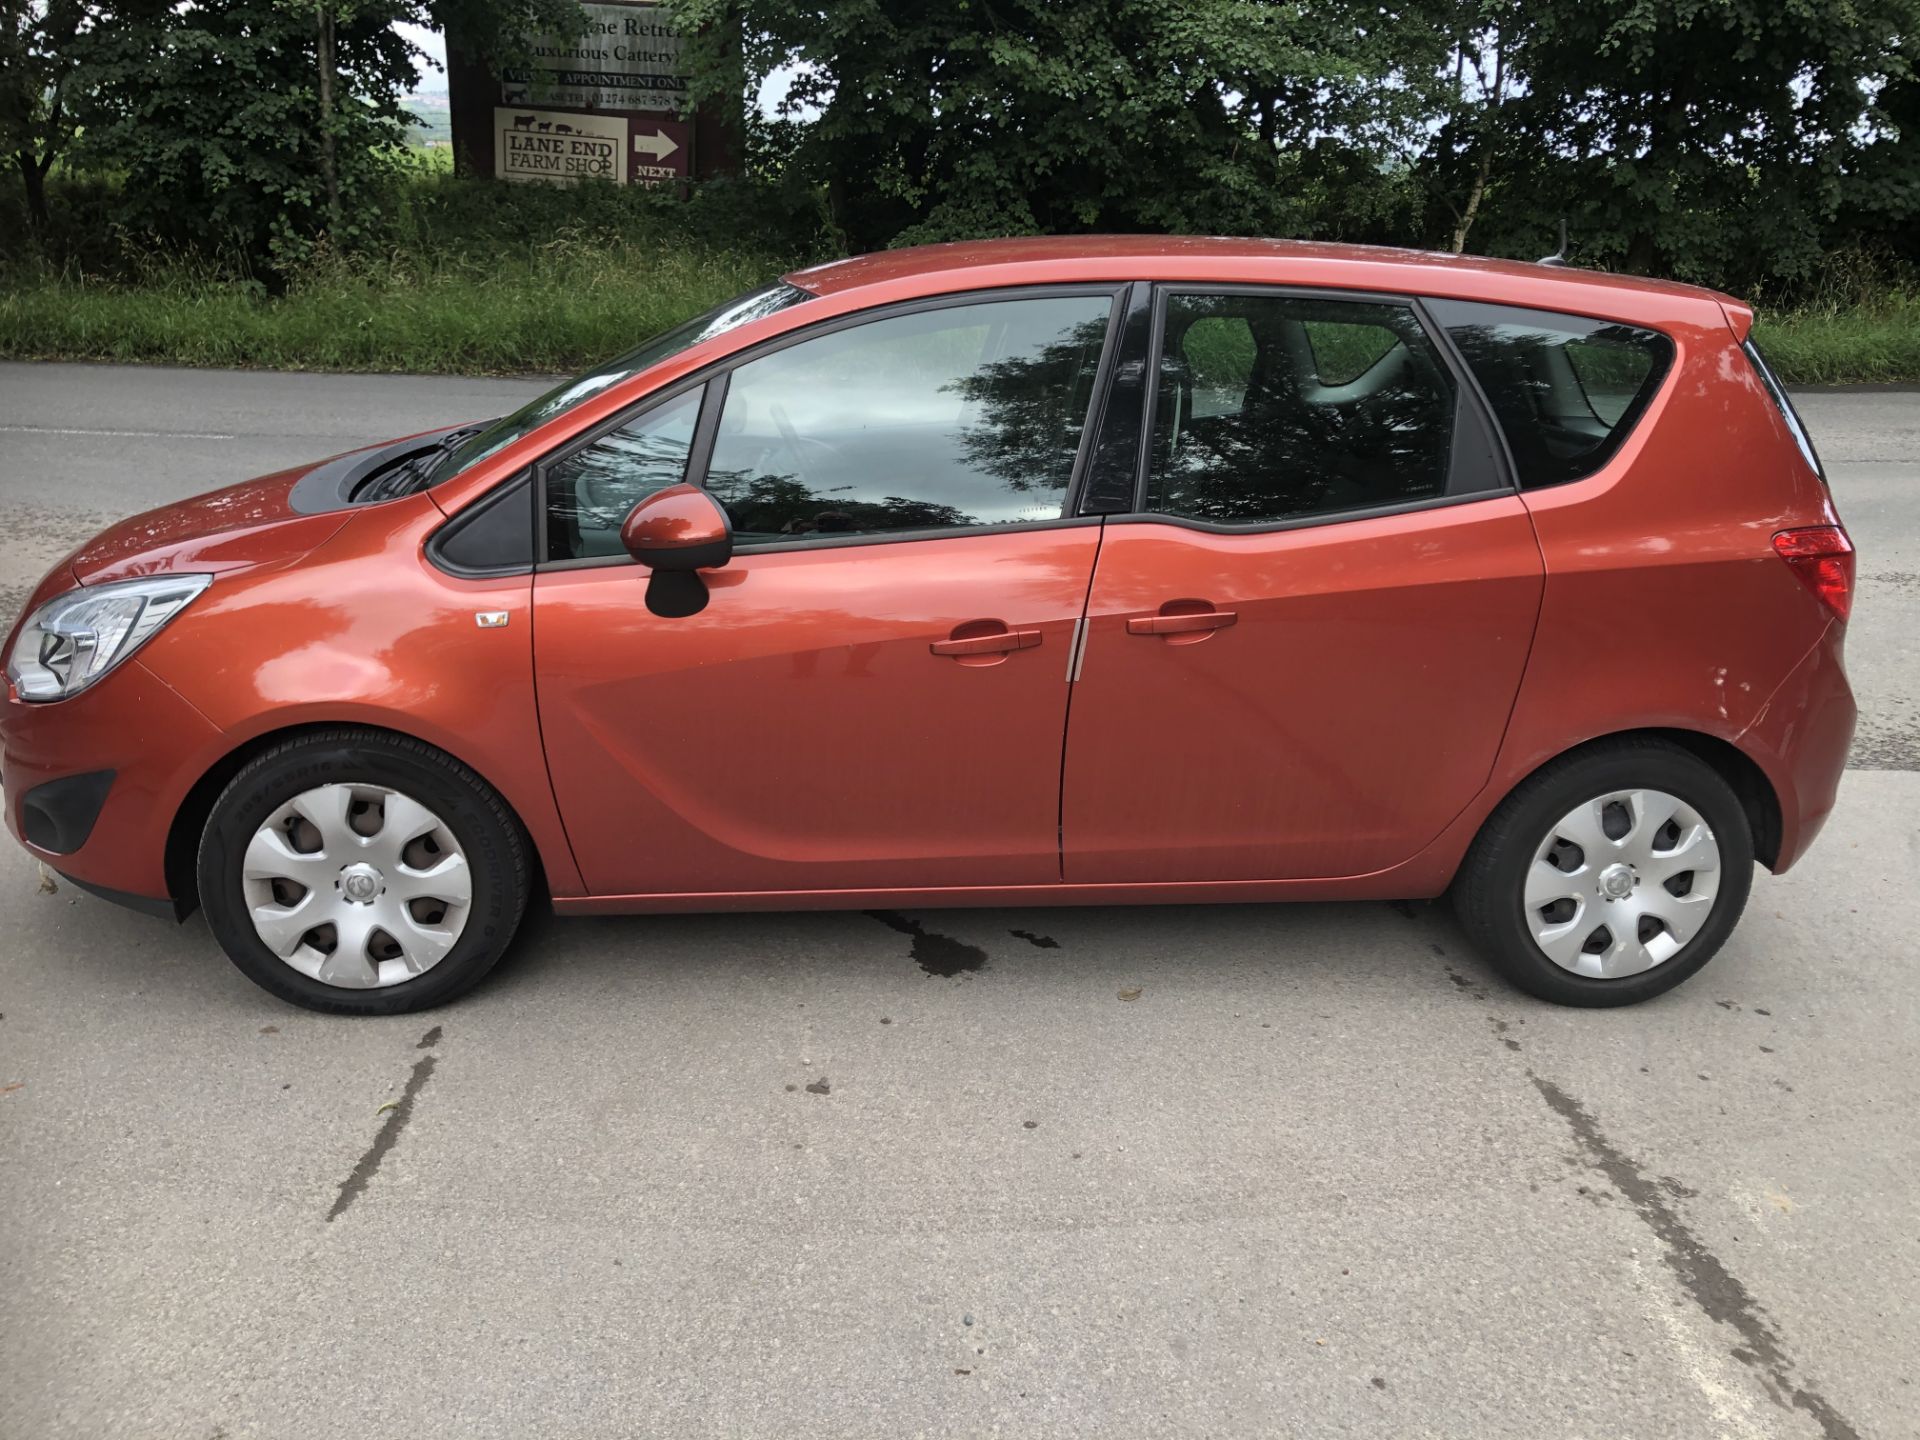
left=351, top=423, right=492, bottom=503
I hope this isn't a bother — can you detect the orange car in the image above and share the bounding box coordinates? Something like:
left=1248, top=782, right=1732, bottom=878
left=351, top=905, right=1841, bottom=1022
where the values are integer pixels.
left=2, top=238, right=1855, bottom=1014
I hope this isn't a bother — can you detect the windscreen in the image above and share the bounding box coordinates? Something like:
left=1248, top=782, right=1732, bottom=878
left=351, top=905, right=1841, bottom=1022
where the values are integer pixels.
left=425, top=281, right=812, bottom=487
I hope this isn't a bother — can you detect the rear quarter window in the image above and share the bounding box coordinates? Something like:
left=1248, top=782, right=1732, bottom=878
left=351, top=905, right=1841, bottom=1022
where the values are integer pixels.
left=1425, top=299, right=1673, bottom=488
left=1743, top=339, right=1824, bottom=481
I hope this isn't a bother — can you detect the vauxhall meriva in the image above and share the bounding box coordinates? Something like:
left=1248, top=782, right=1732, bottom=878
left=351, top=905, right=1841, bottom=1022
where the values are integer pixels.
left=2, top=238, right=1855, bottom=1014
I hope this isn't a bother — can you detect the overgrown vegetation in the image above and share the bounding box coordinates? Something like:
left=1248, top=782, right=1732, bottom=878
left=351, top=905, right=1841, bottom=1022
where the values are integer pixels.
left=0, top=164, right=820, bottom=371
left=4, top=164, right=1916, bottom=382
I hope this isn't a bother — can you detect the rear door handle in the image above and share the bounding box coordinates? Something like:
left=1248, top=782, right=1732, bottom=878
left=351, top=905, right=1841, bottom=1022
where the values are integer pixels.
left=930, top=623, right=1043, bottom=656
left=1127, top=609, right=1237, bottom=636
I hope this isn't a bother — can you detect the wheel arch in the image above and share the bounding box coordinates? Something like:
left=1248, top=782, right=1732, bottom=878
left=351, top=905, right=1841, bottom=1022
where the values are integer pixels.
left=1484, top=726, right=1782, bottom=872
left=163, top=721, right=555, bottom=916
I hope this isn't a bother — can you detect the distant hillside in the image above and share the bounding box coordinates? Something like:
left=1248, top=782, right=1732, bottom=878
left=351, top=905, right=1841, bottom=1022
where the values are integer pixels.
left=406, top=86, right=452, bottom=147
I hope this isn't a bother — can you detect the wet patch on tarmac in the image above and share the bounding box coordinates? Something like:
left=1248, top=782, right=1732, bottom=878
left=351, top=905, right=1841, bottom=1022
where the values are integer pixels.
left=1530, top=1074, right=1860, bottom=1440
left=326, top=1024, right=442, bottom=1222
left=866, top=911, right=988, bottom=977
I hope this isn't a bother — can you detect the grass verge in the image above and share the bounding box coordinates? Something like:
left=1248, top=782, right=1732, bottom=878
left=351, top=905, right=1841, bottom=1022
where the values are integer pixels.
left=1749, top=297, right=1920, bottom=386
left=0, top=245, right=784, bottom=375
left=3, top=253, right=1917, bottom=385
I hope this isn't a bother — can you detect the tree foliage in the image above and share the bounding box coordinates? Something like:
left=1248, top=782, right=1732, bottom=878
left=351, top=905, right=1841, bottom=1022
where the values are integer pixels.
left=63, top=0, right=419, bottom=267
left=677, top=0, right=1451, bottom=251
left=679, top=0, right=1920, bottom=296
left=2, top=0, right=586, bottom=270
left=1, top=0, right=93, bottom=228
left=1461, top=0, right=1920, bottom=289
left=8, top=0, right=1920, bottom=297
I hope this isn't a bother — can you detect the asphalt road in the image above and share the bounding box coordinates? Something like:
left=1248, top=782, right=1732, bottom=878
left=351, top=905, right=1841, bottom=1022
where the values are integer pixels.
left=1, top=362, right=1916, bottom=1440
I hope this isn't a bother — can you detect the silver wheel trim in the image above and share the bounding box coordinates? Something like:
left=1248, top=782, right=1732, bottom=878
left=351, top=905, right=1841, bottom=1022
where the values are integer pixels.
left=1524, top=788, right=1722, bottom=980
left=241, top=783, right=473, bottom=989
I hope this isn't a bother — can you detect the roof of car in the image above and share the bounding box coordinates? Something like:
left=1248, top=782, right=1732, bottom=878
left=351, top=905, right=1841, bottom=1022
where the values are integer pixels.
left=786, top=235, right=1745, bottom=332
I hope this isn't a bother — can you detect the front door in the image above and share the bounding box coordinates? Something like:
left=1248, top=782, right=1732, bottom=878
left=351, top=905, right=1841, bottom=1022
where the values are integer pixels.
left=1062, top=287, right=1544, bottom=883
left=534, top=289, right=1120, bottom=897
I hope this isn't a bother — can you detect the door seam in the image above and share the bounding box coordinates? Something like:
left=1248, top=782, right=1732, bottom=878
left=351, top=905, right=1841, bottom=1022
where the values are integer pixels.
left=527, top=572, right=592, bottom=897
left=1054, top=517, right=1106, bottom=879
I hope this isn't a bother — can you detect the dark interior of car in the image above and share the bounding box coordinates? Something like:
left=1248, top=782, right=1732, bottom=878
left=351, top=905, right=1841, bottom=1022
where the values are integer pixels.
left=1149, top=302, right=1456, bottom=523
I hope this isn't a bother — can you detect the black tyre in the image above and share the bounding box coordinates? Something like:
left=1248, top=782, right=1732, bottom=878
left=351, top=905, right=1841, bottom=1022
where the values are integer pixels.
left=1454, top=738, right=1753, bottom=1007
left=197, top=728, right=530, bottom=1015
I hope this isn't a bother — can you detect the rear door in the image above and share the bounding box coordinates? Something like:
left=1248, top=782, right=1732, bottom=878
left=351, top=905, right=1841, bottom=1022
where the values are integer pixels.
left=1061, top=287, right=1545, bottom=883
left=534, top=288, right=1121, bottom=898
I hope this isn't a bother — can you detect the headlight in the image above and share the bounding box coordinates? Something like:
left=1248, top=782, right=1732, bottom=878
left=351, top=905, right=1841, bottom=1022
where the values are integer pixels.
left=7, top=574, right=212, bottom=702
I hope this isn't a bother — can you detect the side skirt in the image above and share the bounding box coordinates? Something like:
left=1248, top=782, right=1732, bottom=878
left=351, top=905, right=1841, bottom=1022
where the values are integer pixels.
left=552, top=871, right=1449, bottom=917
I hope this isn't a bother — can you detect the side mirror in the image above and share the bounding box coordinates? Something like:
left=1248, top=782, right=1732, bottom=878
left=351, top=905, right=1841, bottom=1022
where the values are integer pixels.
left=621, top=483, right=733, bottom=571
left=622, top=484, right=731, bottom=619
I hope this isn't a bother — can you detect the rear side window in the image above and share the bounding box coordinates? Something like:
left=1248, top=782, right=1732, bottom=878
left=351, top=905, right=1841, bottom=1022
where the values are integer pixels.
left=1427, top=300, right=1672, bottom=488
left=1146, top=292, right=1457, bottom=526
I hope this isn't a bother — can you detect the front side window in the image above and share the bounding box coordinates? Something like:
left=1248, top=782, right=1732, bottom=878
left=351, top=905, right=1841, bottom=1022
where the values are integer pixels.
left=1426, top=299, right=1673, bottom=489
left=703, top=294, right=1115, bottom=544
left=1146, top=292, right=1456, bottom=525
left=545, top=387, right=702, bottom=560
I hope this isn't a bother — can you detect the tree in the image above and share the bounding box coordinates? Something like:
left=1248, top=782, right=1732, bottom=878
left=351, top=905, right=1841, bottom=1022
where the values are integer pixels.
left=1459, top=0, right=1920, bottom=288
left=0, top=0, right=95, bottom=230
left=675, top=0, right=1448, bottom=252
left=72, top=0, right=423, bottom=266
left=432, top=0, right=586, bottom=67
left=1410, top=0, right=1526, bottom=255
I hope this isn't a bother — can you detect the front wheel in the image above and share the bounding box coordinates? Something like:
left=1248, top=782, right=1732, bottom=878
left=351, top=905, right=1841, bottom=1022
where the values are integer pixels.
left=197, top=729, right=530, bottom=1015
left=1454, top=739, right=1754, bottom=1007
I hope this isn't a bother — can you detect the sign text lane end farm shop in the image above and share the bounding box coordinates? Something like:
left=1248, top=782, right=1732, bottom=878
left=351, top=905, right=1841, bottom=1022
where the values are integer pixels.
left=449, top=1, right=735, bottom=185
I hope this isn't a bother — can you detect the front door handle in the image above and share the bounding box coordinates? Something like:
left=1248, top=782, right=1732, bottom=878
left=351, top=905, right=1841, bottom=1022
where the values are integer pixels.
left=931, top=621, right=1043, bottom=658
left=1127, top=607, right=1238, bottom=636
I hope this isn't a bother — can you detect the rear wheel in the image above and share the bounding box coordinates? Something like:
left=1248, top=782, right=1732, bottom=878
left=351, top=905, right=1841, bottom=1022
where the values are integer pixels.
left=198, top=730, right=529, bottom=1015
left=1454, top=739, right=1753, bottom=1007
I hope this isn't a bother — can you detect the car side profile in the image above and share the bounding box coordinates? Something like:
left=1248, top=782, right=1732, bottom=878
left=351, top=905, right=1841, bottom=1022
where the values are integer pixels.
left=2, top=237, right=1855, bottom=1014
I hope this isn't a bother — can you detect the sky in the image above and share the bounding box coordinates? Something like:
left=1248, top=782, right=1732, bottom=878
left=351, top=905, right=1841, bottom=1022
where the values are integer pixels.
left=398, top=23, right=445, bottom=87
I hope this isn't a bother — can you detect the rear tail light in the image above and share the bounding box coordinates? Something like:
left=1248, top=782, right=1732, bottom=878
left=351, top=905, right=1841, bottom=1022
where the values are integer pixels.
left=1772, top=526, right=1854, bottom=621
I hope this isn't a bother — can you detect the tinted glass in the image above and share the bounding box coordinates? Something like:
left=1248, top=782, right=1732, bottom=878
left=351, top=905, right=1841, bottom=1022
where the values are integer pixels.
left=1146, top=293, right=1455, bottom=525
left=703, top=294, right=1114, bottom=544
left=545, top=387, right=702, bottom=560
left=1744, top=339, right=1823, bottom=480
left=429, top=283, right=809, bottom=486
left=1428, top=299, right=1673, bottom=488
left=1304, top=319, right=1400, bottom=385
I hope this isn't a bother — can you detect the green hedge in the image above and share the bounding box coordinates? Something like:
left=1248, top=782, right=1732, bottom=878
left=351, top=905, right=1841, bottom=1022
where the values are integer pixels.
left=3, top=170, right=1915, bottom=383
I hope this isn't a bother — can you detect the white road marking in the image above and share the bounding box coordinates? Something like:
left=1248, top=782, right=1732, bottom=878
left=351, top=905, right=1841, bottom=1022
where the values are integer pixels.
left=0, top=424, right=238, bottom=440
left=1630, top=1257, right=1775, bottom=1439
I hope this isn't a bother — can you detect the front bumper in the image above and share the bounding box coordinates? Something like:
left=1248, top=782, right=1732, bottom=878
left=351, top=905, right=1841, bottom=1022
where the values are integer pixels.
left=2, top=658, right=225, bottom=906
